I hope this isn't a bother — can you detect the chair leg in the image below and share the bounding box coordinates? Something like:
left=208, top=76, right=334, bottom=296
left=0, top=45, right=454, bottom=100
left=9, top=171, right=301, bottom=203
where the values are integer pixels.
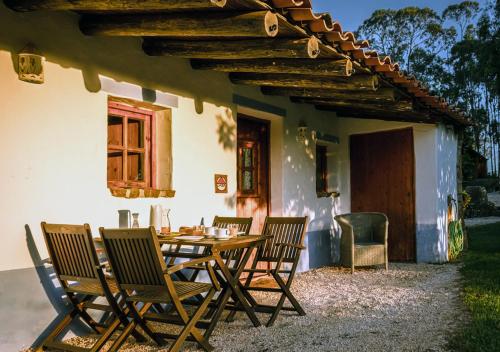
left=107, top=302, right=159, bottom=352
left=68, top=295, right=106, bottom=334
left=34, top=309, right=77, bottom=352
left=266, top=293, right=286, bottom=327
left=273, top=272, right=305, bottom=316
left=170, top=290, right=215, bottom=352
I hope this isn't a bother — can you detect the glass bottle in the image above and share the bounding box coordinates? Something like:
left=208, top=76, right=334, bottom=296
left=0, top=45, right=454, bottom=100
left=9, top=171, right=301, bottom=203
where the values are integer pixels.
left=161, top=208, right=171, bottom=234
left=132, top=213, right=140, bottom=228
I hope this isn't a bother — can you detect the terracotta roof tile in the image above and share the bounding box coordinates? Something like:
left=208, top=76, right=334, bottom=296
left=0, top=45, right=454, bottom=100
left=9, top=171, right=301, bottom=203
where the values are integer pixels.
left=267, top=0, right=468, bottom=123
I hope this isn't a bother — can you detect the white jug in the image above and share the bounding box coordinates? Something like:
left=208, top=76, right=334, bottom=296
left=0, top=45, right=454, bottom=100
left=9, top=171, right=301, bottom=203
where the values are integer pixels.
left=150, top=204, right=163, bottom=233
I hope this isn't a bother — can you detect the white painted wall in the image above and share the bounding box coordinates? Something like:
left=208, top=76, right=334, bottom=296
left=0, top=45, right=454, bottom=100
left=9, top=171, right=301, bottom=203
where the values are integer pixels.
left=0, top=1, right=459, bottom=274
left=0, top=3, right=341, bottom=272
left=328, top=117, right=458, bottom=262
left=436, top=124, right=458, bottom=262
left=0, top=52, right=236, bottom=271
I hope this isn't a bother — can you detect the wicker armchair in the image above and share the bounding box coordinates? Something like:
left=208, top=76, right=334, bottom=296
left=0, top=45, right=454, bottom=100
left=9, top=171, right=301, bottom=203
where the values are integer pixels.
left=334, top=213, right=388, bottom=273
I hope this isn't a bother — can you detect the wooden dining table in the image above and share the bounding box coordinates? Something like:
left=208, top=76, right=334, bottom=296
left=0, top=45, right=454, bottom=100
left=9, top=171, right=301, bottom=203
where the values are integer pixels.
left=95, top=233, right=268, bottom=339
left=158, top=234, right=268, bottom=338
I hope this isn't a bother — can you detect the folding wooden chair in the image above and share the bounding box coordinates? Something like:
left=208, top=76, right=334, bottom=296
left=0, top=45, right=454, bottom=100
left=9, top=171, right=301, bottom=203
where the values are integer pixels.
left=207, top=216, right=253, bottom=270
left=37, top=222, right=145, bottom=352
left=164, top=216, right=252, bottom=280
left=229, top=216, right=308, bottom=327
left=99, top=226, right=220, bottom=352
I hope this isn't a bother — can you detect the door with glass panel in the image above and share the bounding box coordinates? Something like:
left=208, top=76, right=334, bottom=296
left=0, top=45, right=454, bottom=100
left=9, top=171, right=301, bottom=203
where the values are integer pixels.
left=236, top=115, right=269, bottom=235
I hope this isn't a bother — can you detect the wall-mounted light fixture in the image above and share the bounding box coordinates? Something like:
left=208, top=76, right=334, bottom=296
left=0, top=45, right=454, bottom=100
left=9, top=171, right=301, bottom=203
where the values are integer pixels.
left=18, top=43, right=44, bottom=84
left=297, top=121, right=308, bottom=143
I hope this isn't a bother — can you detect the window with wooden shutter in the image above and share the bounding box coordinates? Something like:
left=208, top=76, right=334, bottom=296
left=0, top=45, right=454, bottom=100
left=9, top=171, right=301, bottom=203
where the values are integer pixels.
left=106, top=97, right=174, bottom=198
left=107, top=101, right=155, bottom=189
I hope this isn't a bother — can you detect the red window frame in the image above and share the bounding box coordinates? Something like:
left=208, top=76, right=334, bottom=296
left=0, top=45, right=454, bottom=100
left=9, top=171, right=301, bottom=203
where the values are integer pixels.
left=107, top=101, right=156, bottom=189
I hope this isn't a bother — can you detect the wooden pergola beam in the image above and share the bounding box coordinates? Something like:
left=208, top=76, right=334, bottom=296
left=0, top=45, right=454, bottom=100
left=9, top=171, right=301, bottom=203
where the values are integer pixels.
left=294, top=98, right=415, bottom=112
left=316, top=106, right=435, bottom=123
left=261, top=86, right=398, bottom=102
left=80, top=11, right=279, bottom=38
left=4, top=0, right=228, bottom=11
left=191, top=58, right=353, bottom=77
left=230, top=73, right=379, bottom=91
left=143, top=37, right=320, bottom=59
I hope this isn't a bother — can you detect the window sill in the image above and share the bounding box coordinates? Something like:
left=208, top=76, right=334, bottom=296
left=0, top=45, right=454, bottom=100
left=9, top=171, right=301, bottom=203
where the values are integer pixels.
left=109, top=187, right=176, bottom=199
left=316, top=191, right=340, bottom=199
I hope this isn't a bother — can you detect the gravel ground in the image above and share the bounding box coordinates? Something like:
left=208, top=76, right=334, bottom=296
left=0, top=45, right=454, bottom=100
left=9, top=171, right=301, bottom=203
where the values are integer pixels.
left=33, top=263, right=465, bottom=352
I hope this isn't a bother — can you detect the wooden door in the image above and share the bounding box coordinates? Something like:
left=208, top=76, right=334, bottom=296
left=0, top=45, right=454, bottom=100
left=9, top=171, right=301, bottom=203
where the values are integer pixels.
left=236, top=115, right=270, bottom=234
left=350, top=128, right=416, bottom=262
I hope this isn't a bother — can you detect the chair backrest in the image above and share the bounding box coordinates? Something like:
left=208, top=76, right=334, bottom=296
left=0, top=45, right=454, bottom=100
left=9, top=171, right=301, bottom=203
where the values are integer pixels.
left=335, top=213, right=388, bottom=243
left=212, top=216, right=253, bottom=235
left=41, top=222, right=100, bottom=283
left=258, top=217, right=308, bottom=263
left=99, top=227, right=167, bottom=290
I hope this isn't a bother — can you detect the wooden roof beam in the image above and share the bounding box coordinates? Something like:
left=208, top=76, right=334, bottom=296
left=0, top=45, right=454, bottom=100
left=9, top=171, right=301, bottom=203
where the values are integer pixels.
left=143, top=37, right=320, bottom=59
left=261, top=86, right=398, bottom=102
left=4, top=0, right=229, bottom=11
left=230, top=73, right=379, bottom=91
left=191, top=58, right=353, bottom=76
left=80, top=11, right=279, bottom=37
left=294, top=98, right=415, bottom=112
left=315, top=106, right=435, bottom=124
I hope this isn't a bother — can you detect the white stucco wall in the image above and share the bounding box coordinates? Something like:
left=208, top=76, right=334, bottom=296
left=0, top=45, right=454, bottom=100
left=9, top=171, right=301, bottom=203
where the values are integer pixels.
left=0, top=52, right=238, bottom=271
left=0, top=4, right=461, bottom=350
left=328, top=117, right=457, bottom=262
left=0, top=2, right=342, bottom=273
left=435, top=124, right=458, bottom=262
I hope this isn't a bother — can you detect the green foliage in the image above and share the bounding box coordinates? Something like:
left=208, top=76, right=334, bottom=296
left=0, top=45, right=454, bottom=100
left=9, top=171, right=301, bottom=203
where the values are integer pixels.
left=357, top=1, right=500, bottom=178
left=448, top=220, right=464, bottom=260
left=448, top=223, right=500, bottom=351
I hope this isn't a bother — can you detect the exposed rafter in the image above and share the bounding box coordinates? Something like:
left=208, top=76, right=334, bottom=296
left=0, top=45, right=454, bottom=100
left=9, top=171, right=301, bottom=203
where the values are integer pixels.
left=143, top=37, right=320, bottom=59
left=80, top=11, right=279, bottom=38
left=261, top=86, right=398, bottom=102
left=230, top=73, right=379, bottom=91
left=316, top=106, right=435, bottom=124
left=191, top=58, right=353, bottom=76
left=4, top=0, right=230, bottom=11
left=294, top=98, right=414, bottom=112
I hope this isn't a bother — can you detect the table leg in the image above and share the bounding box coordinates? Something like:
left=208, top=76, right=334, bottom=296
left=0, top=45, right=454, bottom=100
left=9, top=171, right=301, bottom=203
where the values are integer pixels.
left=215, top=247, right=261, bottom=326
left=203, top=246, right=261, bottom=339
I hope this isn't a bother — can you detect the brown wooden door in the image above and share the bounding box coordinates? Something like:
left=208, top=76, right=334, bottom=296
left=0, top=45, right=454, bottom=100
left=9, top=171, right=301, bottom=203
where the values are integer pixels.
left=350, top=128, right=416, bottom=262
left=236, top=115, right=270, bottom=234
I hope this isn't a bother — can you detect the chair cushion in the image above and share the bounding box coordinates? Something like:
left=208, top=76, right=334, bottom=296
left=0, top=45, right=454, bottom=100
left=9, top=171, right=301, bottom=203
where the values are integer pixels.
left=355, top=241, right=384, bottom=247
left=354, top=242, right=385, bottom=266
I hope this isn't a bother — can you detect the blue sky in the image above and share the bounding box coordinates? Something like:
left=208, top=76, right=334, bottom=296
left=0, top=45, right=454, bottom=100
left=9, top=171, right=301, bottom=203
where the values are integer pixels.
left=313, top=0, right=490, bottom=32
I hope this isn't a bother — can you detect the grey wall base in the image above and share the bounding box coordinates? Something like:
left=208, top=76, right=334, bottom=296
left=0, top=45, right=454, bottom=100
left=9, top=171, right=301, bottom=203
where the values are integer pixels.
left=416, top=223, right=447, bottom=263
left=298, top=229, right=340, bottom=272
left=0, top=266, right=90, bottom=351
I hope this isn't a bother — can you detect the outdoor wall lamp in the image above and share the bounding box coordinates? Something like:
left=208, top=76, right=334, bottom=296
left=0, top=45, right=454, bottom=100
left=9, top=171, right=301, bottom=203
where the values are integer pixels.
left=18, top=43, right=45, bottom=84
left=297, top=121, right=308, bottom=143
